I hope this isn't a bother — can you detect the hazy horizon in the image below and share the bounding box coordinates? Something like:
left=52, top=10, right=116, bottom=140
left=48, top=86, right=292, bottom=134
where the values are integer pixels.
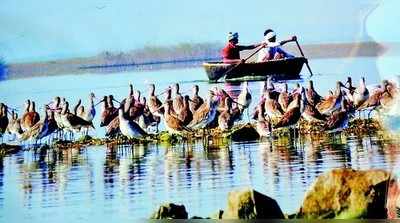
left=3, top=0, right=399, bottom=63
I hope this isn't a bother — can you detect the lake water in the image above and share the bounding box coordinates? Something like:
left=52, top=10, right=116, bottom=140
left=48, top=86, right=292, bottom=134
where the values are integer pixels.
left=0, top=54, right=400, bottom=221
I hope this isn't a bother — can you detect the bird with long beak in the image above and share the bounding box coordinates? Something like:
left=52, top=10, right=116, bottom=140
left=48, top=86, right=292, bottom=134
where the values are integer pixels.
left=162, top=100, right=192, bottom=135
left=19, top=105, right=50, bottom=142
left=188, top=90, right=219, bottom=129
left=344, top=76, right=356, bottom=95
left=278, top=83, right=291, bottom=112
left=264, top=90, right=283, bottom=123
left=173, top=83, right=184, bottom=114
left=61, top=101, right=94, bottom=138
left=357, top=81, right=389, bottom=112
left=316, top=81, right=343, bottom=115
left=352, top=77, right=369, bottom=109
left=21, top=100, right=40, bottom=132
left=305, top=80, right=323, bottom=106
left=218, top=97, right=234, bottom=131
left=118, top=102, right=147, bottom=139
left=190, top=85, right=204, bottom=113
left=255, top=104, right=272, bottom=138
left=324, top=99, right=349, bottom=132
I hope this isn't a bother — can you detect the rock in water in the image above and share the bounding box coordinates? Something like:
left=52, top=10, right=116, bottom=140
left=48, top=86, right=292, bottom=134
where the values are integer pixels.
left=297, top=168, right=395, bottom=219
left=150, top=203, right=188, bottom=219
left=222, top=187, right=284, bottom=219
left=230, top=124, right=260, bottom=142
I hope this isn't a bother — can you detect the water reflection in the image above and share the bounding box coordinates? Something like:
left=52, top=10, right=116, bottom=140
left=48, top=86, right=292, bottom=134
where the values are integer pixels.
left=0, top=132, right=399, bottom=220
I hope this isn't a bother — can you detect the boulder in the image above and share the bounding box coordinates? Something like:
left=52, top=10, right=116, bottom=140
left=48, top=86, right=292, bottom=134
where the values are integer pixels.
left=297, top=168, right=395, bottom=219
left=150, top=203, right=188, bottom=219
left=222, top=187, right=285, bottom=219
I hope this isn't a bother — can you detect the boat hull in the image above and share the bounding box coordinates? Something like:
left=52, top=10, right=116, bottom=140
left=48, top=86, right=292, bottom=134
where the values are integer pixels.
left=203, top=57, right=307, bottom=82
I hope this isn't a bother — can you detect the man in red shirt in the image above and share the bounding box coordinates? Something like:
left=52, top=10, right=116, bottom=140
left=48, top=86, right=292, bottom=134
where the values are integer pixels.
left=221, top=32, right=263, bottom=64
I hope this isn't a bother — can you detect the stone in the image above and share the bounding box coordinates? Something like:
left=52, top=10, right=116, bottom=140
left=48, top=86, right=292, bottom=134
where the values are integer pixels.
left=297, top=168, right=395, bottom=219
left=222, top=187, right=285, bottom=219
left=229, top=124, right=260, bottom=142
left=150, top=203, right=188, bottom=219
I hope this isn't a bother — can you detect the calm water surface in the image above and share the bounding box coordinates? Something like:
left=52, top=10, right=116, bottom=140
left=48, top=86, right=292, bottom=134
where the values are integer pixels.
left=0, top=56, right=400, bottom=221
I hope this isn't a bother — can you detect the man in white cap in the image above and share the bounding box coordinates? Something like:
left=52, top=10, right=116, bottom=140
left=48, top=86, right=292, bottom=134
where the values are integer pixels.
left=221, top=32, right=264, bottom=64
left=257, top=29, right=296, bottom=62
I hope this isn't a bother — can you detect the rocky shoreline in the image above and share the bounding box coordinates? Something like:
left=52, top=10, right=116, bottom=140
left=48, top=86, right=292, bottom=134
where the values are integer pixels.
left=150, top=169, right=400, bottom=219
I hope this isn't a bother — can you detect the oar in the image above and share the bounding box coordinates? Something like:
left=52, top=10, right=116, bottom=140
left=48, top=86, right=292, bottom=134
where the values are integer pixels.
left=294, top=39, right=313, bottom=77
left=222, top=44, right=266, bottom=78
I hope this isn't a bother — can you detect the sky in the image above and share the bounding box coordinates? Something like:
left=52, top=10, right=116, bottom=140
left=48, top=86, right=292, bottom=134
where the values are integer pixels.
left=0, top=0, right=397, bottom=63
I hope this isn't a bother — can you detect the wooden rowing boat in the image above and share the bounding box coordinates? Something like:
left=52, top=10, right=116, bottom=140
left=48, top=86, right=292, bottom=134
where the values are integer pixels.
left=203, top=57, right=307, bottom=82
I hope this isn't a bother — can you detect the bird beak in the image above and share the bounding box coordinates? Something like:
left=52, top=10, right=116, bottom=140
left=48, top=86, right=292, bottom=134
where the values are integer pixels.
left=156, top=88, right=171, bottom=97
left=113, top=98, right=121, bottom=105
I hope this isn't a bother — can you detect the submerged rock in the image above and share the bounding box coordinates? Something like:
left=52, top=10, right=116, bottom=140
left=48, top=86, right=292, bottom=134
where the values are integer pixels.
left=222, top=187, right=285, bottom=219
left=229, top=124, right=260, bottom=141
left=297, top=168, right=394, bottom=219
left=150, top=203, right=188, bottom=219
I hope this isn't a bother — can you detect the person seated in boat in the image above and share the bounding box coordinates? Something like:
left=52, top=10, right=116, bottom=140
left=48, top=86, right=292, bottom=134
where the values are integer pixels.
left=221, top=32, right=264, bottom=64
left=257, top=29, right=296, bottom=62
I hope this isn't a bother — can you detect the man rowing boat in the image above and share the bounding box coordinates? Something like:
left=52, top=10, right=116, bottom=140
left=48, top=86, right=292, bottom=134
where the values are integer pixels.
left=221, top=32, right=264, bottom=64
left=257, top=29, right=296, bottom=62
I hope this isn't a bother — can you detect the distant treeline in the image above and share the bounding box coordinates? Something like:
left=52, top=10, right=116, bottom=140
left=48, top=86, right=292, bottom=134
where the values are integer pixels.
left=92, top=42, right=222, bottom=66
left=4, top=41, right=392, bottom=80
left=5, top=42, right=224, bottom=79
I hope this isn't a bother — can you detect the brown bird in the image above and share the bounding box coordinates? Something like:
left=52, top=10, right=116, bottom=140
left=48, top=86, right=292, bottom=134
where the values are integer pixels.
left=264, top=90, right=283, bottom=122
left=274, top=94, right=302, bottom=129
left=357, top=83, right=387, bottom=111
left=178, top=95, right=193, bottom=126
left=100, top=95, right=118, bottom=127
left=21, top=100, right=40, bottom=132
left=147, top=83, right=164, bottom=117
left=105, top=116, right=120, bottom=138
left=324, top=99, right=349, bottom=132
left=163, top=100, right=191, bottom=135
left=188, top=91, right=219, bottom=129
left=218, top=97, right=234, bottom=131
left=278, top=83, right=291, bottom=112
left=6, top=110, right=23, bottom=139
left=190, top=85, right=204, bottom=113
left=344, top=77, right=356, bottom=95
left=305, top=80, right=322, bottom=106
left=172, top=83, right=184, bottom=114
left=316, top=81, right=343, bottom=115
left=61, top=102, right=94, bottom=134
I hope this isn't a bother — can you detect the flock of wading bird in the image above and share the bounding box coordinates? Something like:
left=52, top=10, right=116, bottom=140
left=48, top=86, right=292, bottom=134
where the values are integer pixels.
left=0, top=76, right=398, bottom=146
